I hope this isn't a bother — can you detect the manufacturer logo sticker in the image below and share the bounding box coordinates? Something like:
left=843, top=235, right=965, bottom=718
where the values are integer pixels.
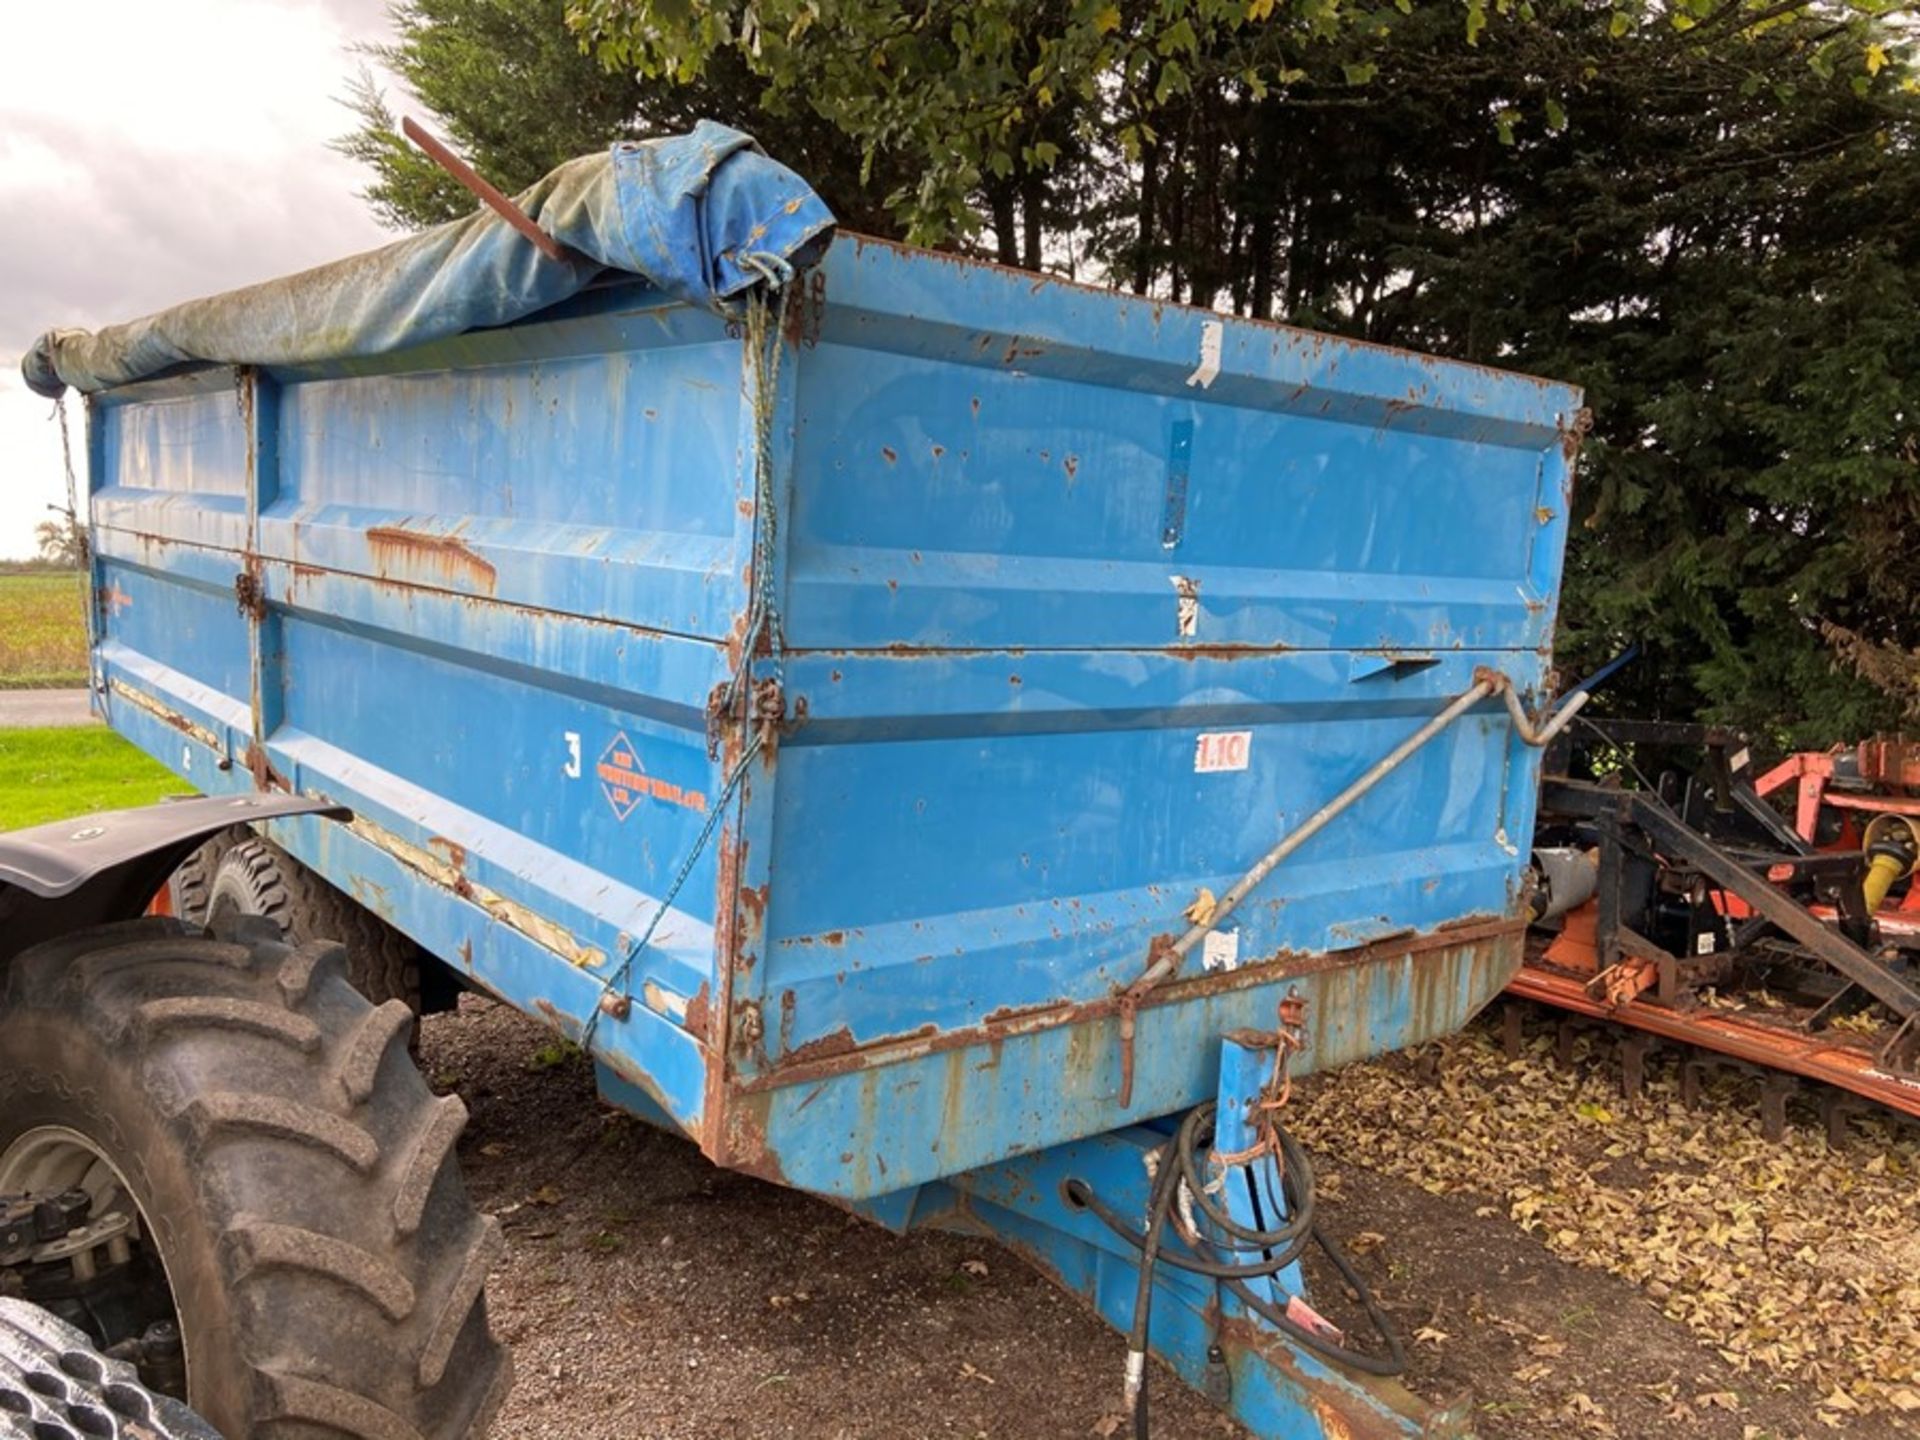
left=596, top=731, right=709, bottom=821
left=597, top=733, right=646, bottom=820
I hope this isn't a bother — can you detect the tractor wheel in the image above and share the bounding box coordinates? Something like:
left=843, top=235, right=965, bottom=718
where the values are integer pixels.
left=178, top=834, right=423, bottom=1014
left=0, top=915, right=511, bottom=1439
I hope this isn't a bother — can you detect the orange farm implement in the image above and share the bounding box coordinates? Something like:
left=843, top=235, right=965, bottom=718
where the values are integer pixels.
left=1513, top=724, right=1920, bottom=1134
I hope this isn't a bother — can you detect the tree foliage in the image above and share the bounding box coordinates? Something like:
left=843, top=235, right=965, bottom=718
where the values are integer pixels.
left=568, top=0, right=1910, bottom=249
left=33, top=514, right=82, bottom=568
left=344, top=0, right=1920, bottom=743
left=337, top=0, right=910, bottom=232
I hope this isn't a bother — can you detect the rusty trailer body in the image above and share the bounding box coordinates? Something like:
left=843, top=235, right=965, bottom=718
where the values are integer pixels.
left=77, top=230, right=1581, bottom=1436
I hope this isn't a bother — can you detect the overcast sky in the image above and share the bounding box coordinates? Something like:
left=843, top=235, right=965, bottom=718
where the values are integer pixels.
left=0, top=0, right=403, bottom=558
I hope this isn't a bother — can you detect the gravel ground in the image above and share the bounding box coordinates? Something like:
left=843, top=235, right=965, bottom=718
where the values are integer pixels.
left=426, top=994, right=1915, bottom=1439
left=424, top=997, right=1239, bottom=1440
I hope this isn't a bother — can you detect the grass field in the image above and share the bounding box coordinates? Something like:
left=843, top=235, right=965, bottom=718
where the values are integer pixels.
left=0, top=572, right=89, bottom=688
left=0, top=727, right=185, bottom=828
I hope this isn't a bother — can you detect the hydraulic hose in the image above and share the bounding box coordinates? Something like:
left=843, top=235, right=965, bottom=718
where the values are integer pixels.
left=1065, top=1104, right=1406, bottom=1439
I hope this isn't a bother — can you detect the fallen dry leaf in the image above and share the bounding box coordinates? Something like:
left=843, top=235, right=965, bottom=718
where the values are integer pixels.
left=1289, top=1022, right=1920, bottom=1419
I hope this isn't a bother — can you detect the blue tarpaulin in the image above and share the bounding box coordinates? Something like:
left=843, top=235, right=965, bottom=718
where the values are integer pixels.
left=22, top=121, right=835, bottom=398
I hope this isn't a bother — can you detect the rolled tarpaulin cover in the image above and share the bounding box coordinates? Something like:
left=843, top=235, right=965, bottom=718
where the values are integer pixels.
left=22, top=121, right=835, bottom=398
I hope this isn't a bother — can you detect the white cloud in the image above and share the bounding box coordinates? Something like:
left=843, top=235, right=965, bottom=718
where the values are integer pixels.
left=0, top=0, right=400, bottom=557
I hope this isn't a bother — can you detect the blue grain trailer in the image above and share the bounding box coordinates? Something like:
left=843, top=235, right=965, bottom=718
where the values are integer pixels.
left=2, top=126, right=1584, bottom=1439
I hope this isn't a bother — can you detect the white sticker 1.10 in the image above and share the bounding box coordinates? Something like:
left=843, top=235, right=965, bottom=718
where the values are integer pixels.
left=1194, top=730, right=1251, bottom=773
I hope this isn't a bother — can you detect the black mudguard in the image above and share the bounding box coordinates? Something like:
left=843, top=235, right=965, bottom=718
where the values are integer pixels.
left=0, top=795, right=347, bottom=962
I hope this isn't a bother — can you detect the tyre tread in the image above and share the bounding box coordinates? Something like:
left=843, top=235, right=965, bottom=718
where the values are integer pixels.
left=225, top=1219, right=416, bottom=1321
left=259, top=1372, right=426, bottom=1440
left=393, top=1096, right=468, bottom=1240
left=4, top=916, right=506, bottom=1439
left=136, top=996, right=322, bottom=1053
left=188, top=1092, right=381, bottom=1173
left=337, top=1000, right=414, bottom=1106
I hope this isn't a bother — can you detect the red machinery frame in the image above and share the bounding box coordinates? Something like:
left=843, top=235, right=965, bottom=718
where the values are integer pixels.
left=1513, top=741, right=1920, bottom=1125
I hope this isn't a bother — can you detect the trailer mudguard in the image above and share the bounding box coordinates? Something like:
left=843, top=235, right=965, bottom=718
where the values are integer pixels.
left=0, top=794, right=345, bottom=961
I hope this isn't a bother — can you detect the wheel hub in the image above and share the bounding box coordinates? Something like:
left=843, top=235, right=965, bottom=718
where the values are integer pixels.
left=0, top=1129, right=186, bottom=1400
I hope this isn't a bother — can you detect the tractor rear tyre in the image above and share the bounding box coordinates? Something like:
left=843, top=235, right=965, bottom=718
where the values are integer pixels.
left=0, top=915, right=511, bottom=1439
left=174, top=833, right=424, bottom=1014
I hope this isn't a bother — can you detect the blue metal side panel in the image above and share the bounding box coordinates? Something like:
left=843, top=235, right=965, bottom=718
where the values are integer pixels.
left=85, top=233, right=1580, bottom=1204
left=761, top=651, right=1531, bottom=1046
left=85, top=292, right=762, bottom=1142
left=722, top=237, right=1579, bottom=1193
left=266, top=321, right=748, bottom=640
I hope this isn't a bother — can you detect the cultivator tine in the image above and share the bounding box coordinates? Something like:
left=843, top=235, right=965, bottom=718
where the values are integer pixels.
left=1501, top=1000, right=1526, bottom=1060
left=1675, top=1054, right=1795, bottom=1140
left=1496, top=997, right=1902, bottom=1147
left=1555, top=1018, right=1581, bottom=1068
left=1822, top=1091, right=1869, bottom=1150
left=1618, top=1031, right=1654, bottom=1102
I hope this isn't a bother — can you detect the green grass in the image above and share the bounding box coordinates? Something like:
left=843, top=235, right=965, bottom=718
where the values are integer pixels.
left=0, top=572, right=89, bottom=689
left=0, top=727, right=186, bottom=829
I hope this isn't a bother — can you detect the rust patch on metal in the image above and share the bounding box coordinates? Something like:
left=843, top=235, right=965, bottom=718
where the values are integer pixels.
left=243, top=743, right=288, bottom=793
left=738, top=916, right=1526, bottom=1094
left=781, top=1024, right=860, bottom=1067
left=1559, top=406, right=1593, bottom=466
left=684, top=981, right=713, bottom=1044
left=781, top=929, right=847, bottom=948
left=107, top=677, right=224, bottom=753
left=365, top=525, right=498, bottom=594
left=778, top=988, right=797, bottom=1054
left=716, top=1090, right=788, bottom=1185
left=700, top=827, right=745, bottom=1167
left=1213, top=1314, right=1460, bottom=1440
left=732, top=1000, right=765, bottom=1062
left=428, top=836, right=468, bottom=870
left=233, top=565, right=267, bottom=622
left=345, top=814, right=606, bottom=969
left=1166, top=643, right=1290, bottom=662
left=531, top=997, right=582, bottom=1041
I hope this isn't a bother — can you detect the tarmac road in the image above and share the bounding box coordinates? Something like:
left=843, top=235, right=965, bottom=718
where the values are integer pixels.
left=0, top=689, right=96, bottom=728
